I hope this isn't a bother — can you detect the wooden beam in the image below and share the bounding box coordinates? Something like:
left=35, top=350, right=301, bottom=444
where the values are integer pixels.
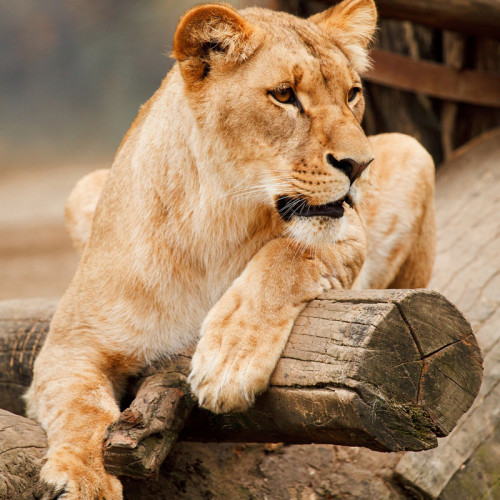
left=316, top=0, right=500, bottom=39
left=365, top=49, right=500, bottom=108
left=376, top=0, right=500, bottom=40
left=0, top=290, right=482, bottom=481
left=394, top=128, right=500, bottom=499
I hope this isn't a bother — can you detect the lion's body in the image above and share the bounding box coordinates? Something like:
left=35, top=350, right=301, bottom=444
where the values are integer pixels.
left=27, top=2, right=435, bottom=498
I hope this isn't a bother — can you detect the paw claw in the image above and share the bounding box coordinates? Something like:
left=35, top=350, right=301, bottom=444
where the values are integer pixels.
left=38, top=450, right=123, bottom=500
left=34, top=480, right=65, bottom=500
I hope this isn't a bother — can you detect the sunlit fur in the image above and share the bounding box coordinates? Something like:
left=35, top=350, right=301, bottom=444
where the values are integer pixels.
left=27, top=2, right=435, bottom=499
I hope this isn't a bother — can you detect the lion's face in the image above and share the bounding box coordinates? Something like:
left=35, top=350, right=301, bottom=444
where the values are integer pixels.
left=173, top=1, right=377, bottom=244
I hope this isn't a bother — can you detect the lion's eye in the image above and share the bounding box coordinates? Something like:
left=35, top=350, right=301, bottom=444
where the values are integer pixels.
left=347, top=87, right=361, bottom=103
left=271, top=87, right=295, bottom=104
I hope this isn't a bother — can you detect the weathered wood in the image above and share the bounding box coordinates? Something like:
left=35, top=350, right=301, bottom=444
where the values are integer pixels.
left=0, top=408, right=47, bottom=500
left=103, top=372, right=195, bottom=479
left=361, top=18, right=446, bottom=164
left=315, top=0, right=500, bottom=39
left=439, top=419, right=500, bottom=500
left=0, top=298, right=56, bottom=416
left=0, top=408, right=401, bottom=500
left=394, top=128, right=500, bottom=498
left=182, top=290, right=481, bottom=447
left=441, top=31, right=465, bottom=159
left=376, top=0, right=500, bottom=40
left=0, top=289, right=482, bottom=482
left=365, top=49, right=500, bottom=108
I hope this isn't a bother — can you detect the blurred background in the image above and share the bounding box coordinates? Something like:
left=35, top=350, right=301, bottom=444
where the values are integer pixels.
left=1, top=0, right=244, bottom=167
left=0, top=0, right=499, bottom=300
left=0, top=0, right=241, bottom=299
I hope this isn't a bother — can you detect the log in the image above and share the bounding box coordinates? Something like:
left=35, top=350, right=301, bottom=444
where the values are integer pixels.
left=393, top=128, right=500, bottom=498
left=316, top=0, right=500, bottom=39
left=0, top=289, right=482, bottom=483
left=103, top=371, right=195, bottom=479
left=0, top=408, right=47, bottom=500
left=0, top=298, right=55, bottom=416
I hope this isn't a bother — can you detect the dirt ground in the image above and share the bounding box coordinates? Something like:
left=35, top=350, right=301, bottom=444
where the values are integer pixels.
left=0, top=163, right=102, bottom=300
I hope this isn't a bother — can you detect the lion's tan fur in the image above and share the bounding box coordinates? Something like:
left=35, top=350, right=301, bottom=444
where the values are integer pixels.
left=27, top=2, right=435, bottom=498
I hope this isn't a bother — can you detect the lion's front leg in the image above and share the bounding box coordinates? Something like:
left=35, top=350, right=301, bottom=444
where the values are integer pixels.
left=189, top=206, right=366, bottom=414
left=26, top=339, right=126, bottom=500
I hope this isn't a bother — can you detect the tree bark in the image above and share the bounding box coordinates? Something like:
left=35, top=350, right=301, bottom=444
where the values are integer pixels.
left=0, top=408, right=47, bottom=500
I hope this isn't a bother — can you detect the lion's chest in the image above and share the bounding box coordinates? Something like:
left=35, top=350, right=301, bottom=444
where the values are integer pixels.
left=125, top=239, right=263, bottom=361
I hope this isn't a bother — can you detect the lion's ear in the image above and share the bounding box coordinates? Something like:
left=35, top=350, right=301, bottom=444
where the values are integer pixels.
left=309, top=0, right=377, bottom=73
left=173, top=4, right=260, bottom=82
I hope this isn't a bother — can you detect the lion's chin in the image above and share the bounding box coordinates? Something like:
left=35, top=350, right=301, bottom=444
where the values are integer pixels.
left=284, top=213, right=347, bottom=248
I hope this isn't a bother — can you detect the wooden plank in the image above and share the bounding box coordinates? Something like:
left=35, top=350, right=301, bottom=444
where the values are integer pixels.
left=439, top=418, right=500, bottom=500
left=365, top=49, right=500, bottom=108
left=394, top=128, right=500, bottom=498
left=376, top=0, right=500, bottom=40
left=316, top=0, right=500, bottom=39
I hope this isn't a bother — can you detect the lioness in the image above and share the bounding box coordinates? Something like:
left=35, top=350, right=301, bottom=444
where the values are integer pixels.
left=27, top=1, right=435, bottom=498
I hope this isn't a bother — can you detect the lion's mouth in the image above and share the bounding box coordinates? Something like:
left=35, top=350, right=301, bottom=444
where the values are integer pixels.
left=276, top=195, right=351, bottom=222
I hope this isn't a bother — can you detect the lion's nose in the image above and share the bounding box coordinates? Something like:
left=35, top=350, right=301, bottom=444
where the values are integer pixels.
left=325, top=154, right=373, bottom=183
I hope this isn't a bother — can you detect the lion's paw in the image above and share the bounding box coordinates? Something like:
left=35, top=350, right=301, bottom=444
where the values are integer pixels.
left=189, top=344, right=269, bottom=414
left=189, top=303, right=290, bottom=414
left=36, top=449, right=122, bottom=500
